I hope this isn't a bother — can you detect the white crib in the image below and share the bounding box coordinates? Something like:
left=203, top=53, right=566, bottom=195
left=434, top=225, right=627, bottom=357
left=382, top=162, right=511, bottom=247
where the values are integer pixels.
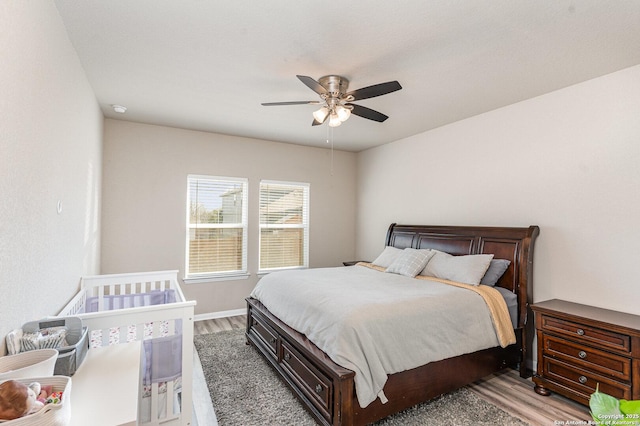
left=58, top=270, right=196, bottom=426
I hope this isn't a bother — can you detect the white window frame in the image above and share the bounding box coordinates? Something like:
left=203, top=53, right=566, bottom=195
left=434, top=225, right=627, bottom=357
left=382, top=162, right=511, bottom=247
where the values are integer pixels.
left=258, top=180, right=310, bottom=274
left=184, top=175, right=249, bottom=283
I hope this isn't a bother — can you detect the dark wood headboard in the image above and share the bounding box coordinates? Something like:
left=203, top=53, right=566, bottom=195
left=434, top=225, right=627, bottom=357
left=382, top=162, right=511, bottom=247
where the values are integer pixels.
left=385, top=223, right=539, bottom=331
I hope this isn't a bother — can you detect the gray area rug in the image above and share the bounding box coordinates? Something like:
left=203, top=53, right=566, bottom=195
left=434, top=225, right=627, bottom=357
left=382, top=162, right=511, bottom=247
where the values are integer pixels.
left=194, top=329, right=528, bottom=425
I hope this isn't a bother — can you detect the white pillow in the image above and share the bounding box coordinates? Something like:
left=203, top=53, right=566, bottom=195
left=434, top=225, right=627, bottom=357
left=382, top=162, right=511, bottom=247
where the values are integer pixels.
left=386, top=248, right=435, bottom=278
left=420, top=250, right=494, bottom=286
left=371, top=246, right=403, bottom=268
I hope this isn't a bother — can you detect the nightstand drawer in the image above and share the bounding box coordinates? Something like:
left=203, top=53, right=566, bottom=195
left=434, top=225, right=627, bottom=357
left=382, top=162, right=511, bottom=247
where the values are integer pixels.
left=543, top=356, right=632, bottom=400
left=542, top=334, right=631, bottom=381
left=540, top=315, right=631, bottom=353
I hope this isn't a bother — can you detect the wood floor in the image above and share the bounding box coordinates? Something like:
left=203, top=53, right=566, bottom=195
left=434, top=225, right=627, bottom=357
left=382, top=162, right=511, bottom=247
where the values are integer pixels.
left=194, top=315, right=591, bottom=425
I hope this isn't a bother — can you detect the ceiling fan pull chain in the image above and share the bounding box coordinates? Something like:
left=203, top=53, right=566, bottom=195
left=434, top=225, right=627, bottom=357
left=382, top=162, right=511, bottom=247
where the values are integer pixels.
left=330, top=126, right=334, bottom=176
left=326, top=122, right=329, bottom=145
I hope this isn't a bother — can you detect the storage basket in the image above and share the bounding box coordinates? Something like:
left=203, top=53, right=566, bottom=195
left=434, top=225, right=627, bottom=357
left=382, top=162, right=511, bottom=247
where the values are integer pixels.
left=22, top=317, right=88, bottom=376
left=0, top=375, right=71, bottom=426
left=0, top=350, right=57, bottom=381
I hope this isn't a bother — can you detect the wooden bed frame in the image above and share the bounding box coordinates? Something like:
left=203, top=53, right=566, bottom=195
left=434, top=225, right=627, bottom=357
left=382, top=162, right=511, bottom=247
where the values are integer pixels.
left=246, top=223, right=539, bottom=425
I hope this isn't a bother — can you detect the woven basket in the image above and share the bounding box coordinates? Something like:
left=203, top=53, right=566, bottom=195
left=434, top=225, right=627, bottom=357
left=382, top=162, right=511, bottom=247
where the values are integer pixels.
left=0, top=376, right=71, bottom=426
left=0, top=350, right=57, bottom=380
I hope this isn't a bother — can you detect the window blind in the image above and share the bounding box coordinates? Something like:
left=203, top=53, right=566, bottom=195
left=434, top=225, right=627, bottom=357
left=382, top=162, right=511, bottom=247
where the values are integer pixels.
left=186, top=175, right=248, bottom=277
left=259, top=181, right=309, bottom=271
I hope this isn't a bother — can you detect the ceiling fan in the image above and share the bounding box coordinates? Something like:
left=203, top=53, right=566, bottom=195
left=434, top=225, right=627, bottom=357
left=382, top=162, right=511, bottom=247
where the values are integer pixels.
left=261, top=75, right=402, bottom=127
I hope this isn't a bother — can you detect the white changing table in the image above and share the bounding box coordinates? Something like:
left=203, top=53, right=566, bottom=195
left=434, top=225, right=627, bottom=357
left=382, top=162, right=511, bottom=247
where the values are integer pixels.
left=70, top=341, right=141, bottom=426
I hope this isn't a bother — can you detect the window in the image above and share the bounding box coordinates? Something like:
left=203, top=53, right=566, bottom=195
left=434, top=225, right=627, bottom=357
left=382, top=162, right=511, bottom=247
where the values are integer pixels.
left=185, top=175, right=248, bottom=280
left=259, top=180, right=309, bottom=272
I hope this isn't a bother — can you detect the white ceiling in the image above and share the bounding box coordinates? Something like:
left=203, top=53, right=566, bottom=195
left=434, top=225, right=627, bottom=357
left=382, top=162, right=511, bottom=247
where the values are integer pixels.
left=54, top=1, right=640, bottom=152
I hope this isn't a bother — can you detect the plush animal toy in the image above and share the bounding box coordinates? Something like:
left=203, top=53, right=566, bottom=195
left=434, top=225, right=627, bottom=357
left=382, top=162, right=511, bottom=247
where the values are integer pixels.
left=0, top=380, right=44, bottom=421
left=27, top=382, right=49, bottom=410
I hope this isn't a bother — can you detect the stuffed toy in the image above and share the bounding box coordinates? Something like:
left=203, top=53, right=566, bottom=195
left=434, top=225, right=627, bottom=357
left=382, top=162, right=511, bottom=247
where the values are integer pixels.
left=0, top=380, right=48, bottom=421
left=27, top=382, right=54, bottom=408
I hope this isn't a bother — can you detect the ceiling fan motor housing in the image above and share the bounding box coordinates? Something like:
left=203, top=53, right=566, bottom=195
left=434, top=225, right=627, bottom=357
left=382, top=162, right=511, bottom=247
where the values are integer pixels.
left=319, top=75, right=349, bottom=97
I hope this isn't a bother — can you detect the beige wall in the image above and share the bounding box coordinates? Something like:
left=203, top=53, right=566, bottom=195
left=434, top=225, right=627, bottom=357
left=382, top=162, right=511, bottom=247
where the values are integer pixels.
left=101, top=119, right=357, bottom=315
left=0, top=2, right=103, bottom=352
left=357, top=64, right=640, bottom=318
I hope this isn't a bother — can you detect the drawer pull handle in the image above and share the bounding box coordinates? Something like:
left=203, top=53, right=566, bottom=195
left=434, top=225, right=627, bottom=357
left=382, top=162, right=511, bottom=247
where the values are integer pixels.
left=576, top=329, right=585, bottom=336
left=578, top=351, right=587, bottom=359
left=315, top=384, right=323, bottom=394
left=578, top=375, right=588, bottom=384
left=284, top=353, right=290, bottom=361
left=270, top=337, right=276, bottom=344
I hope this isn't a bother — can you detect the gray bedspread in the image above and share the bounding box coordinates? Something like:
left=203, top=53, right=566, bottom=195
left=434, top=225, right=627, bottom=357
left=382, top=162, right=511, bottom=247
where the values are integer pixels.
left=250, top=265, right=508, bottom=408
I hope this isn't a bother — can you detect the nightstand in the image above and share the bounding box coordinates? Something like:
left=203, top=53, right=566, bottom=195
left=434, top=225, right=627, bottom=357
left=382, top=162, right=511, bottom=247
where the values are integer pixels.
left=532, top=299, right=640, bottom=406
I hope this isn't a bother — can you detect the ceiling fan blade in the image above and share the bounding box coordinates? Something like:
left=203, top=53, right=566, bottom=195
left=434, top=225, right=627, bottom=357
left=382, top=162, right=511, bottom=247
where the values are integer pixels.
left=261, top=101, right=321, bottom=106
left=297, top=75, right=328, bottom=95
left=346, top=103, right=389, bottom=122
left=346, top=81, right=402, bottom=101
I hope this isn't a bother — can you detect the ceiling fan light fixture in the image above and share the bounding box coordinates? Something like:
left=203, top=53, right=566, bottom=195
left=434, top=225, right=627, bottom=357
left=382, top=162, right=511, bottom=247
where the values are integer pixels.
left=312, top=106, right=330, bottom=123
left=336, top=105, right=351, bottom=122
left=328, top=113, right=342, bottom=127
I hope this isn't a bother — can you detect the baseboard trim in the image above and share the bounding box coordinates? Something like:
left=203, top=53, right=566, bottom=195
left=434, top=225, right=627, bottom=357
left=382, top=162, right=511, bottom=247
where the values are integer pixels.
left=195, top=308, right=246, bottom=322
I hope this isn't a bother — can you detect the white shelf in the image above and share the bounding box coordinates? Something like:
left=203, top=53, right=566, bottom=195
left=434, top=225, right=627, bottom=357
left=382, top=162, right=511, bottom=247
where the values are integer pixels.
left=70, top=342, right=141, bottom=426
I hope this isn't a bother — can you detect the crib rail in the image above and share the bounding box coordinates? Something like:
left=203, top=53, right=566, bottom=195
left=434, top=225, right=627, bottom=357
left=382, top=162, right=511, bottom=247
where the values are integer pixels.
left=78, top=270, right=187, bottom=311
